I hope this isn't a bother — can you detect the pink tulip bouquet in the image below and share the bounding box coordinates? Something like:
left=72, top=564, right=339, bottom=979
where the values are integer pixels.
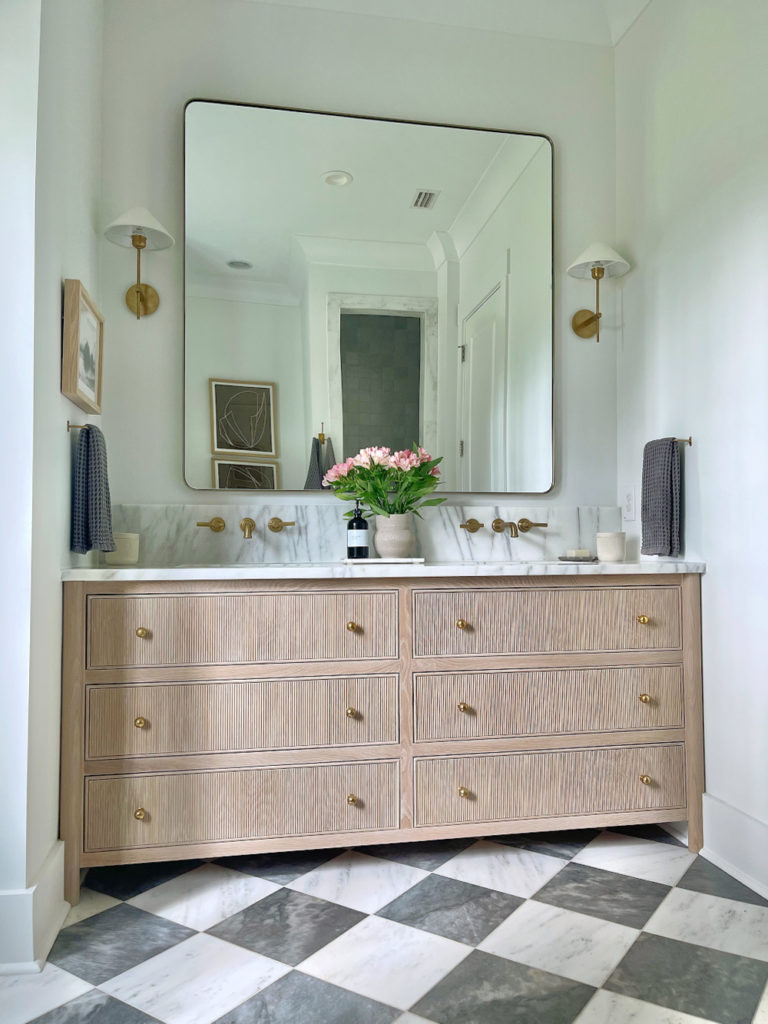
left=322, top=445, right=444, bottom=517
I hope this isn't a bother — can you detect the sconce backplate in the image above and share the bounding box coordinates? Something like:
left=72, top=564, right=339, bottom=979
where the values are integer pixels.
left=572, top=308, right=599, bottom=339
left=125, top=283, right=160, bottom=317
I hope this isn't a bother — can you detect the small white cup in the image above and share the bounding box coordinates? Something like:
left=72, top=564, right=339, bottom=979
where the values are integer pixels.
left=596, top=531, right=626, bottom=562
left=105, top=532, right=140, bottom=565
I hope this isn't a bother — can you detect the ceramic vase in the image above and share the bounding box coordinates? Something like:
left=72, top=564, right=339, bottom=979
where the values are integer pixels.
left=373, top=513, right=415, bottom=558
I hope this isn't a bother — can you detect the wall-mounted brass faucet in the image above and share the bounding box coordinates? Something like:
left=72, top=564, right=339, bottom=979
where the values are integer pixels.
left=240, top=517, right=255, bottom=540
left=492, top=519, right=518, bottom=537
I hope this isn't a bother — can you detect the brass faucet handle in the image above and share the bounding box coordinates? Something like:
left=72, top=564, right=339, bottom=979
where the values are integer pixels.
left=268, top=517, right=296, bottom=533
left=240, top=517, right=256, bottom=539
left=517, top=518, right=548, bottom=533
left=491, top=518, right=518, bottom=537
left=196, top=517, right=226, bottom=533
left=460, top=518, right=485, bottom=534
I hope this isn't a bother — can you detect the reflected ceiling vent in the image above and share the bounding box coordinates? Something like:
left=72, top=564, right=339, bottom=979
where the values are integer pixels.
left=227, top=259, right=253, bottom=270
left=412, top=189, right=440, bottom=209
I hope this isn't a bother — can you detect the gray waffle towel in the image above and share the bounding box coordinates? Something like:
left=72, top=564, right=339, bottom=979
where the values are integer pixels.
left=641, top=437, right=681, bottom=556
left=71, top=425, right=116, bottom=553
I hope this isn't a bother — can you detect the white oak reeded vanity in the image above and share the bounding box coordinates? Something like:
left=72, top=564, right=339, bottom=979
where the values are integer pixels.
left=60, top=565, right=704, bottom=905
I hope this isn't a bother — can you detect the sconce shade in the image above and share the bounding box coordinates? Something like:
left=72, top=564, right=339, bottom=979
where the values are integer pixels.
left=104, top=207, right=174, bottom=250
left=567, top=243, right=630, bottom=279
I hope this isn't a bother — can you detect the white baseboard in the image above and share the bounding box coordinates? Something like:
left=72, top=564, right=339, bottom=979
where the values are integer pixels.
left=659, top=820, right=688, bottom=844
left=701, top=794, right=768, bottom=900
left=0, top=841, right=69, bottom=972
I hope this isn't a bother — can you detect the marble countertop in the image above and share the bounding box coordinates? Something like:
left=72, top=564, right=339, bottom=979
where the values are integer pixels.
left=62, top=559, right=706, bottom=582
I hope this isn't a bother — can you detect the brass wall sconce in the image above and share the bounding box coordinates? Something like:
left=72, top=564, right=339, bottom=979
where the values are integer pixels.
left=567, top=243, right=630, bottom=342
left=104, top=207, right=174, bottom=320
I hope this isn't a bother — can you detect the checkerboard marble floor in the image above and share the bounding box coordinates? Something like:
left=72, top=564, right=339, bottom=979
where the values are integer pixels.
left=4, top=825, right=768, bottom=1024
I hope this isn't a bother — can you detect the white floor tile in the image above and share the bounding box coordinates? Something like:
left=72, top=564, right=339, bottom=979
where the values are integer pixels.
left=299, top=914, right=471, bottom=1011
left=394, top=1014, right=438, bottom=1024
left=62, top=888, right=121, bottom=928
left=479, top=898, right=639, bottom=987
left=0, top=963, right=91, bottom=1024
left=100, top=932, right=290, bottom=1024
left=287, top=850, right=428, bottom=913
left=434, top=839, right=565, bottom=897
left=752, top=978, right=768, bottom=1023
left=644, top=887, right=768, bottom=962
left=574, top=989, right=719, bottom=1023
left=572, top=831, right=696, bottom=886
left=127, top=862, right=279, bottom=931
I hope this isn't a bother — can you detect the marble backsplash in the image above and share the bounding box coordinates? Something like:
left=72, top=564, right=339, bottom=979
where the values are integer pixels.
left=111, top=503, right=622, bottom=567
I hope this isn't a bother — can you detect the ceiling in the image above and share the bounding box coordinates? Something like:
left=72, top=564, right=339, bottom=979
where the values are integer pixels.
left=236, top=0, right=652, bottom=47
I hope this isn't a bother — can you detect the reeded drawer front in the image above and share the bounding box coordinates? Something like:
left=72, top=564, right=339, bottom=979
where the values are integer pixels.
left=84, top=760, right=399, bottom=851
left=412, top=586, right=681, bottom=657
left=86, top=676, right=399, bottom=758
left=414, top=666, right=684, bottom=741
left=414, top=744, right=686, bottom=826
left=88, top=591, right=398, bottom=668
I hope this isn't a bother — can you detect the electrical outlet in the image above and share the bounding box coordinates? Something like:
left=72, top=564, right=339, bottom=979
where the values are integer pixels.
left=622, top=486, right=636, bottom=522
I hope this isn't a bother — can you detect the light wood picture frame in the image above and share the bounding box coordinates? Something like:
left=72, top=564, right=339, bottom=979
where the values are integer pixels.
left=210, top=378, right=278, bottom=458
left=211, top=457, right=280, bottom=490
left=62, top=279, right=104, bottom=414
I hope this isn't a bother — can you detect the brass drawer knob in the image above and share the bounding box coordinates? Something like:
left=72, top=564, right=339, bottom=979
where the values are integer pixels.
left=458, top=787, right=470, bottom=798
left=346, top=621, right=359, bottom=633
left=637, top=615, right=650, bottom=625
left=134, top=807, right=146, bottom=820
left=457, top=702, right=471, bottom=713
left=345, top=706, right=357, bottom=718
left=346, top=793, right=358, bottom=806
left=638, top=694, right=652, bottom=704
left=639, top=774, right=652, bottom=786
left=135, top=627, right=149, bottom=638
left=456, top=619, right=468, bottom=630
left=134, top=716, right=147, bottom=729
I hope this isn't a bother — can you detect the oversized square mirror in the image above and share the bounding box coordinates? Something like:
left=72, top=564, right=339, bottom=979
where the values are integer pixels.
left=184, top=102, right=553, bottom=492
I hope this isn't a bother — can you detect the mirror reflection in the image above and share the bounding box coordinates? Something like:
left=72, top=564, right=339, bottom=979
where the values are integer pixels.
left=184, top=102, right=552, bottom=491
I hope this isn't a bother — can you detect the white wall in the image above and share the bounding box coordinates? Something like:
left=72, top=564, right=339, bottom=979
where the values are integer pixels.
left=615, top=0, right=768, bottom=889
left=100, top=0, right=617, bottom=506
left=185, top=297, right=306, bottom=488
left=0, top=0, right=104, bottom=968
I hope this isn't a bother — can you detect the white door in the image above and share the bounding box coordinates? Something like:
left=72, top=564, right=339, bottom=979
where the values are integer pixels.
left=458, top=283, right=507, bottom=490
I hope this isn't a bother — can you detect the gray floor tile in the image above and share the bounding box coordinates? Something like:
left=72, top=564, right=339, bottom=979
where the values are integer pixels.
left=84, top=860, right=201, bottom=900
left=29, top=989, right=161, bottom=1023
left=488, top=829, right=600, bottom=860
left=610, top=824, right=685, bottom=847
left=216, top=849, right=340, bottom=884
left=533, top=862, right=670, bottom=928
left=213, top=970, right=399, bottom=1023
left=605, top=932, right=768, bottom=1024
left=208, top=887, right=365, bottom=965
left=676, top=857, right=768, bottom=908
left=412, top=949, right=594, bottom=1024
left=47, top=904, right=195, bottom=985
left=361, top=839, right=475, bottom=871
left=377, top=874, right=523, bottom=945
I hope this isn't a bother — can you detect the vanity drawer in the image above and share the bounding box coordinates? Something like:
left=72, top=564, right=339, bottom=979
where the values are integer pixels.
left=86, top=676, right=399, bottom=758
left=413, top=666, right=684, bottom=741
left=414, top=743, right=686, bottom=827
left=87, top=591, right=398, bottom=668
left=412, top=586, right=681, bottom=657
left=84, top=760, right=399, bottom=851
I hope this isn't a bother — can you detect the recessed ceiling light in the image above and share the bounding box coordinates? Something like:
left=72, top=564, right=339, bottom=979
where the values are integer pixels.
left=227, top=259, right=253, bottom=270
left=323, top=170, right=353, bottom=187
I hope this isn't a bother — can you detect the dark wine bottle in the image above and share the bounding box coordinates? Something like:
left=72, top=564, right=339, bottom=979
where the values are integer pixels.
left=347, top=501, right=369, bottom=559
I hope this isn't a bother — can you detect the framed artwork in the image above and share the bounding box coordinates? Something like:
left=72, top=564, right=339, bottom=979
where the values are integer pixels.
left=211, top=458, right=279, bottom=490
left=62, top=279, right=104, bottom=414
left=210, top=378, right=277, bottom=458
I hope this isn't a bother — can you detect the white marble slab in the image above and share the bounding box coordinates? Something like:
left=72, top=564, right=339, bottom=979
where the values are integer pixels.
left=434, top=839, right=566, bottom=898
left=644, top=887, right=768, bottom=962
left=0, top=963, right=91, bottom=1024
left=287, top=850, right=428, bottom=913
left=575, top=990, right=719, bottom=1024
left=107, top=502, right=632, bottom=569
left=63, top=558, right=705, bottom=582
left=571, top=831, right=696, bottom=886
